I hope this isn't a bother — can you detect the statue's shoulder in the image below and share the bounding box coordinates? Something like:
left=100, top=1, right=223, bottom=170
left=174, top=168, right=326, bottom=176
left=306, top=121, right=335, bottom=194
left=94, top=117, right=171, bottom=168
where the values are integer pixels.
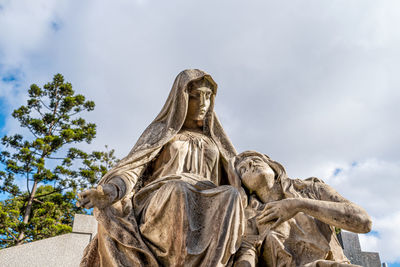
left=303, top=176, right=325, bottom=184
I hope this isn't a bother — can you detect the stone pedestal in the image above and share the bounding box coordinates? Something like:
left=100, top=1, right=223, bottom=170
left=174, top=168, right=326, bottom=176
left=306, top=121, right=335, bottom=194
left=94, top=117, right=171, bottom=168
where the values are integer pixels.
left=0, top=214, right=97, bottom=267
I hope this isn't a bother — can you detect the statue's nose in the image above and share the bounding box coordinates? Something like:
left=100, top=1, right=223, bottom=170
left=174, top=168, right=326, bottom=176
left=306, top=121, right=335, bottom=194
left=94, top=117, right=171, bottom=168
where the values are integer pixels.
left=199, top=93, right=206, bottom=106
left=248, top=161, right=253, bottom=168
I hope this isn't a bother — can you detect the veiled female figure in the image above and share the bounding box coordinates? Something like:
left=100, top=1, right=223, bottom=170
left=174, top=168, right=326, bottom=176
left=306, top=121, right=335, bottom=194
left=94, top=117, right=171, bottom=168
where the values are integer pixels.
left=78, top=69, right=245, bottom=267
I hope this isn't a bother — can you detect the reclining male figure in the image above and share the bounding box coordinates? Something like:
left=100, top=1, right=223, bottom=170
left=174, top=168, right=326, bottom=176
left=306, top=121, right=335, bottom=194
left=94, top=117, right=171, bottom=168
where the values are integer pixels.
left=232, top=151, right=372, bottom=267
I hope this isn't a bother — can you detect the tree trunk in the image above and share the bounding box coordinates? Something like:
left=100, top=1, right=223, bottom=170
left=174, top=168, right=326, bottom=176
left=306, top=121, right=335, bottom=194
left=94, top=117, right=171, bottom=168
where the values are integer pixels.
left=16, top=180, right=38, bottom=245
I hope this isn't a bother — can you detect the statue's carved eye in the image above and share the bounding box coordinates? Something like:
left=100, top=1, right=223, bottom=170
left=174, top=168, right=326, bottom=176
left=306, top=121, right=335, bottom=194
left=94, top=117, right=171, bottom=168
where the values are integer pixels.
left=189, top=88, right=212, bottom=100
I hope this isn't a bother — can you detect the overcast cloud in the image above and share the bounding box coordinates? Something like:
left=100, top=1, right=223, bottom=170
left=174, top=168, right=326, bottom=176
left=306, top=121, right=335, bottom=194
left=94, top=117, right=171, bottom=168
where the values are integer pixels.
left=0, top=0, right=399, bottom=263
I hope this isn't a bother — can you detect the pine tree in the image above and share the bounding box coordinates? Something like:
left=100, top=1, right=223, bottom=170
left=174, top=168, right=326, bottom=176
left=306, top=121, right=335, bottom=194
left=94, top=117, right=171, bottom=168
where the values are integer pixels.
left=0, top=74, right=118, bottom=247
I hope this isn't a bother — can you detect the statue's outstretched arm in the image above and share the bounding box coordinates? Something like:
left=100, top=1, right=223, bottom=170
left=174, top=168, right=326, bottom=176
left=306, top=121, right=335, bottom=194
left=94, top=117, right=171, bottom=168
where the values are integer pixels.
left=77, top=165, right=146, bottom=209
left=257, top=183, right=372, bottom=233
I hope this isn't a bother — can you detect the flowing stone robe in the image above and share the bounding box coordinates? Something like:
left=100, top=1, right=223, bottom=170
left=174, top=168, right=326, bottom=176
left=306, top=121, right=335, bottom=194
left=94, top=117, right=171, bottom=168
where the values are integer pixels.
left=80, top=69, right=244, bottom=267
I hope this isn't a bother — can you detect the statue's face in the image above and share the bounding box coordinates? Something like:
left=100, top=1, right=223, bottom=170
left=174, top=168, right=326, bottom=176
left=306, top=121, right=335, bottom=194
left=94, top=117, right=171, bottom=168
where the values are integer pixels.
left=187, top=86, right=212, bottom=121
left=236, top=156, right=275, bottom=193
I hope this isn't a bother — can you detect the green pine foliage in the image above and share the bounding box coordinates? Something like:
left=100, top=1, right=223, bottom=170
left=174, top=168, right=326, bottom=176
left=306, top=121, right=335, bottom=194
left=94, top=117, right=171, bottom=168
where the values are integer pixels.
left=0, top=74, right=118, bottom=248
left=0, top=186, right=77, bottom=247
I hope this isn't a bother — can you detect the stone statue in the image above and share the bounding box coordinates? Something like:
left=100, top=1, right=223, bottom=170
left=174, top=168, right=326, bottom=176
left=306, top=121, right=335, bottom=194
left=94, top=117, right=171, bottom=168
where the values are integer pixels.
left=78, top=69, right=245, bottom=266
left=77, top=69, right=372, bottom=267
left=232, top=151, right=372, bottom=267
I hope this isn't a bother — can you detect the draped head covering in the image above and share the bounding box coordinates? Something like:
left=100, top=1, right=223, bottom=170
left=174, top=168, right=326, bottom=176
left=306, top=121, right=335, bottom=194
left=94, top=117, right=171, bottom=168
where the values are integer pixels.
left=99, top=69, right=238, bottom=189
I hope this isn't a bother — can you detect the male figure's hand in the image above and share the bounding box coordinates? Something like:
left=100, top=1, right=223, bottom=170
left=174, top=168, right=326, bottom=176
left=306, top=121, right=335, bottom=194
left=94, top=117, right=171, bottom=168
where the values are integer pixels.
left=256, top=198, right=300, bottom=228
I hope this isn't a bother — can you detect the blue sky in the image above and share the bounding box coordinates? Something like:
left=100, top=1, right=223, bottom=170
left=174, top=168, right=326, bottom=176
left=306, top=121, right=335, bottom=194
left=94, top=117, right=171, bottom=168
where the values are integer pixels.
left=0, top=100, right=5, bottom=130
left=0, top=0, right=399, bottom=264
left=0, top=98, right=7, bottom=201
left=0, top=81, right=14, bottom=201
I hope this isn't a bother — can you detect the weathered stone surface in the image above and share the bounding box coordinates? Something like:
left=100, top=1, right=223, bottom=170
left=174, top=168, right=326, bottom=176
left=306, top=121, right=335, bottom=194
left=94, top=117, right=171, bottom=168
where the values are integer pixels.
left=232, top=151, right=372, bottom=266
left=75, top=70, right=378, bottom=267
left=78, top=69, right=243, bottom=267
left=0, top=214, right=382, bottom=267
left=72, top=213, right=98, bottom=235
left=342, top=231, right=381, bottom=267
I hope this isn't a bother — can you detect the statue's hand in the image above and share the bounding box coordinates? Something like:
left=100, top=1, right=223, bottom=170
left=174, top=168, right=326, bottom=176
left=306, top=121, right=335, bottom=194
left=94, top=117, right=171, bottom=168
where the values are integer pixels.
left=256, top=198, right=300, bottom=228
left=77, top=184, right=118, bottom=209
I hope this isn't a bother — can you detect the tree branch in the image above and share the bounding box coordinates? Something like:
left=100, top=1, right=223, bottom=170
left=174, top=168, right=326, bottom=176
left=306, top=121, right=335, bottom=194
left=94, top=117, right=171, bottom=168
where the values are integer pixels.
left=26, top=171, right=31, bottom=195
left=39, top=99, right=51, bottom=111
left=34, top=188, right=65, bottom=199
left=68, top=111, right=80, bottom=117
left=5, top=228, right=18, bottom=242
left=46, top=156, right=66, bottom=160
left=49, top=110, right=69, bottom=135
left=33, top=198, right=44, bottom=204
left=47, top=86, right=60, bottom=136
left=26, top=125, right=39, bottom=139
left=33, top=105, right=44, bottom=117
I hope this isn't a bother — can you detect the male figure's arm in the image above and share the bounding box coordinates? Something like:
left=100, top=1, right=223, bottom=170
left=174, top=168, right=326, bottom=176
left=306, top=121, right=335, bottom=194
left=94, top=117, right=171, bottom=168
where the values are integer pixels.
left=257, top=181, right=372, bottom=233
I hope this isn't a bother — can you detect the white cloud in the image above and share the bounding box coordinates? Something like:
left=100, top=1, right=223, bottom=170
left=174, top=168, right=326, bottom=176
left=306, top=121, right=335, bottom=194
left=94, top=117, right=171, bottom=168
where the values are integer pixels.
left=324, top=159, right=400, bottom=217
left=0, top=0, right=399, bottom=262
left=0, top=0, right=68, bottom=66
left=323, top=158, right=400, bottom=263
left=360, top=212, right=400, bottom=263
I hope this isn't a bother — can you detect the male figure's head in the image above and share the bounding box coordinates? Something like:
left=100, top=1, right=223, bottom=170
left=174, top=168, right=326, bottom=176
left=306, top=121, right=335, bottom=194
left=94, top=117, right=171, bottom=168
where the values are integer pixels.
left=234, top=151, right=286, bottom=201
